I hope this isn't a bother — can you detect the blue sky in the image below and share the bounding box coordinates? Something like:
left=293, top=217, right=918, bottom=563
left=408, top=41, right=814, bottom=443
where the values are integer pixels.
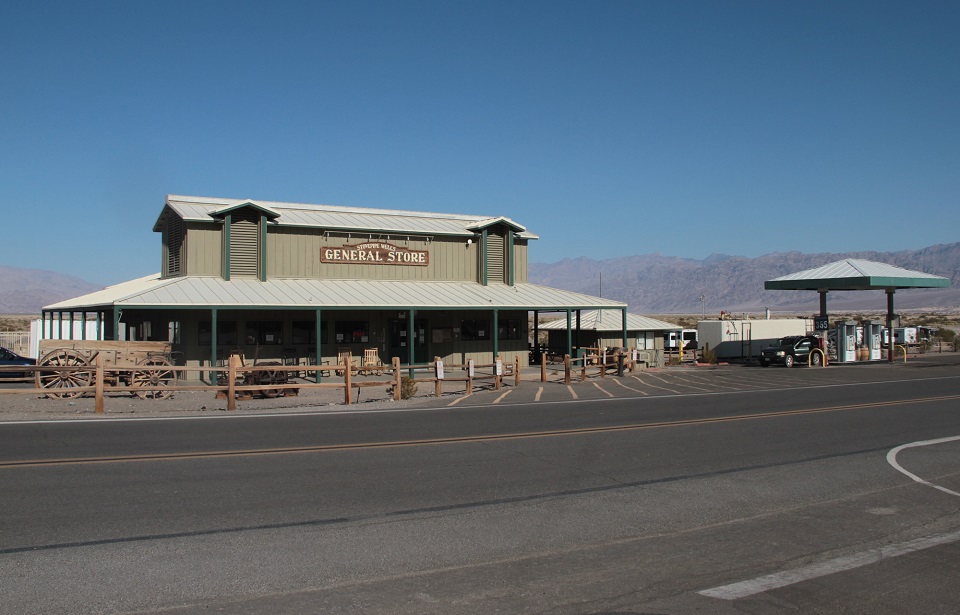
left=2, top=0, right=958, bottom=286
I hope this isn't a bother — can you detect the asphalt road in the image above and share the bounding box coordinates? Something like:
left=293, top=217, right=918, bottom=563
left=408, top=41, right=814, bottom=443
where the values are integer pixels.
left=2, top=358, right=959, bottom=614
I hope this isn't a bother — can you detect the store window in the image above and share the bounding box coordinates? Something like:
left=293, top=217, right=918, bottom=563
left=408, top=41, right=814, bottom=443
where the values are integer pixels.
left=198, top=321, right=239, bottom=346
left=246, top=320, right=282, bottom=345
left=335, top=321, right=369, bottom=344
left=636, top=332, right=655, bottom=350
left=291, top=320, right=329, bottom=345
left=461, top=319, right=490, bottom=341
left=498, top=318, right=523, bottom=340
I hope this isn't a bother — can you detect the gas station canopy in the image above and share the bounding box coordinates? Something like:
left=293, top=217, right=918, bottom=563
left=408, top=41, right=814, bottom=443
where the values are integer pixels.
left=764, top=259, right=950, bottom=292
left=765, top=259, right=950, bottom=362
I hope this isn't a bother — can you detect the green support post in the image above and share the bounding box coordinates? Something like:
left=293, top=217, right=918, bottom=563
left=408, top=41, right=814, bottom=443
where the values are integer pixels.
left=622, top=308, right=628, bottom=348
left=211, top=308, right=218, bottom=381
left=315, top=308, right=323, bottom=383
left=223, top=214, right=231, bottom=281
left=407, top=309, right=416, bottom=380
left=492, top=309, right=499, bottom=362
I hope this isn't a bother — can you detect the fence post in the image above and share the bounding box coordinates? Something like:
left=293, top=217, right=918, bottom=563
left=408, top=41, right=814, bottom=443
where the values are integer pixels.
left=600, top=350, right=606, bottom=379
left=344, top=361, right=353, bottom=404
left=393, top=356, right=401, bottom=401
left=564, top=354, right=571, bottom=385
left=466, top=359, right=474, bottom=395
left=495, top=355, right=502, bottom=390
left=540, top=357, right=546, bottom=382
left=514, top=355, right=521, bottom=387
left=434, top=357, right=442, bottom=398
left=227, top=354, right=238, bottom=411
left=94, top=353, right=104, bottom=414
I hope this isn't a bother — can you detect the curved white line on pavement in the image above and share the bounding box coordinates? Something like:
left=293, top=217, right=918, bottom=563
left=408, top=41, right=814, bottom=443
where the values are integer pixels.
left=887, top=435, right=960, bottom=498
left=700, top=528, right=960, bottom=600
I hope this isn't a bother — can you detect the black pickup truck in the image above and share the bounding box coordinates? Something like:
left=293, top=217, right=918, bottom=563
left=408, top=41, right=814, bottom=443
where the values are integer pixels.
left=758, top=335, right=822, bottom=367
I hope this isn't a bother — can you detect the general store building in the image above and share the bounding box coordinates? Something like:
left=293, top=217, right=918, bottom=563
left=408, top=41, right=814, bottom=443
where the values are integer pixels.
left=42, top=195, right=628, bottom=376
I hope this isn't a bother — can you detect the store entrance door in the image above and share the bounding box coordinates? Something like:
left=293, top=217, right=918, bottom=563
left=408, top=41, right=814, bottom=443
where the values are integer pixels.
left=388, top=319, right=428, bottom=364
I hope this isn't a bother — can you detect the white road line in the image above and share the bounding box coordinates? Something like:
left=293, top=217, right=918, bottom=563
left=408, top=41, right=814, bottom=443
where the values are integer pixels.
left=887, top=435, right=960, bottom=498
left=700, top=528, right=960, bottom=600
left=611, top=378, right=648, bottom=395
left=592, top=382, right=614, bottom=398
left=446, top=395, right=469, bottom=407
left=664, top=375, right=716, bottom=392
left=682, top=373, right=756, bottom=390
left=534, top=387, right=543, bottom=402
left=629, top=374, right=681, bottom=394
left=567, top=385, right=578, bottom=399
left=492, top=389, right=513, bottom=404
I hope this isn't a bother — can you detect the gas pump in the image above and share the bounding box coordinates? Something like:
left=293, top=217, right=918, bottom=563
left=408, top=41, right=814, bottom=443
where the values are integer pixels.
left=862, top=320, right=883, bottom=361
left=835, top=320, right=858, bottom=363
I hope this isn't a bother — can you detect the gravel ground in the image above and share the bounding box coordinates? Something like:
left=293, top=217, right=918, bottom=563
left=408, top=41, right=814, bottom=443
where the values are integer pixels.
left=0, top=377, right=444, bottom=421
left=0, top=365, right=617, bottom=422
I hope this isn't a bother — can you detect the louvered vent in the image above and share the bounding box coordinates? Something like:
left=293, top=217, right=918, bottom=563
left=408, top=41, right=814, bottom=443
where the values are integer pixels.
left=165, top=216, right=183, bottom=277
left=486, top=232, right=505, bottom=283
left=230, top=211, right=259, bottom=278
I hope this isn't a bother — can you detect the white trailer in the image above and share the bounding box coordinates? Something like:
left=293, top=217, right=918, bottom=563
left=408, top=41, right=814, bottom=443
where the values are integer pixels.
left=697, top=318, right=813, bottom=360
left=663, top=329, right=698, bottom=349
left=895, top=327, right=918, bottom=345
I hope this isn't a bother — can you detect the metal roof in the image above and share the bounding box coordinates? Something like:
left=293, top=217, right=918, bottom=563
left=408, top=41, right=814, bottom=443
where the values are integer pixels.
left=154, top=195, right=539, bottom=239
left=764, top=259, right=951, bottom=291
left=43, top=276, right=626, bottom=312
left=538, top=310, right=681, bottom=332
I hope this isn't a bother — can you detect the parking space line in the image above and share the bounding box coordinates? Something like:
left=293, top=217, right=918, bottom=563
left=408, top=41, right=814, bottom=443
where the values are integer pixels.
left=567, top=385, right=579, bottom=399
left=629, top=374, right=681, bottom=394
left=592, top=382, right=614, bottom=398
left=534, top=387, right=543, bottom=402
left=645, top=372, right=710, bottom=392
left=492, top=389, right=513, bottom=404
left=611, top=378, right=648, bottom=395
left=695, top=372, right=768, bottom=389
left=671, top=373, right=739, bottom=391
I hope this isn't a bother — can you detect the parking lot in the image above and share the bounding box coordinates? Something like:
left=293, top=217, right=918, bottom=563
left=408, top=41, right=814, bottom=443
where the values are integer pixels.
left=2, top=353, right=958, bottom=421
left=428, top=352, right=960, bottom=408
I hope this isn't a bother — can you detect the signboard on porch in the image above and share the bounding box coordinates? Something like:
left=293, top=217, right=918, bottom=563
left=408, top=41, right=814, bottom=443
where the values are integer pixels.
left=321, top=242, right=429, bottom=266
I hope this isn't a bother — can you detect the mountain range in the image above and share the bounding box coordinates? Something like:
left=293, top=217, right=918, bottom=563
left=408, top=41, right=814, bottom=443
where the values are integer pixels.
left=529, top=243, right=960, bottom=314
left=0, top=266, right=101, bottom=315
left=2, top=243, right=959, bottom=315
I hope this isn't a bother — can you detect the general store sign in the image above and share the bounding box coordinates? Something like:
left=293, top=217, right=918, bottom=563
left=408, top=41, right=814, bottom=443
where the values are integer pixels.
left=321, top=242, right=429, bottom=266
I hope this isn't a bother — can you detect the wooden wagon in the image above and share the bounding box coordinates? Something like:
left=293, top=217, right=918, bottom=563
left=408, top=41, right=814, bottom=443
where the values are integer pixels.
left=215, top=347, right=299, bottom=399
left=36, top=340, right=176, bottom=400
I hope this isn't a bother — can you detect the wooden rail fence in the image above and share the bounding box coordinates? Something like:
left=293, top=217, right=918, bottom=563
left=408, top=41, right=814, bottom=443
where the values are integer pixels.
left=0, top=353, right=532, bottom=414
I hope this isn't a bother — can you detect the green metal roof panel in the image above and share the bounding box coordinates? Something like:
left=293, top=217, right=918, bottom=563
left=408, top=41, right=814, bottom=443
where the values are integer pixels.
left=44, top=276, right=626, bottom=311
left=538, top=310, right=680, bottom=332
left=765, top=259, right=950, bottom=291
left=161, top=195, right=540, bottom=239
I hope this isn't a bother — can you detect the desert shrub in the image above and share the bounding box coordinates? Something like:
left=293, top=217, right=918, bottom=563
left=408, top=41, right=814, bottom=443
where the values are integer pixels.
left=700, top=345, right=718, bottom=365
left=388, top=375, right=419, bottom=399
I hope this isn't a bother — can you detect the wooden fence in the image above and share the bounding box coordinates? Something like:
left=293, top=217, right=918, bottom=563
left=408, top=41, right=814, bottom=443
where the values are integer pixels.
left=0, top=354, right=526, bottom=414
left=0, top=349, right=660, bottom=414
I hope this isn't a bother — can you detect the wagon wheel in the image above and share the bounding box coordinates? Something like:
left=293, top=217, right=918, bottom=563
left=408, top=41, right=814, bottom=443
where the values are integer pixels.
left=256, top=361, right=285, bottom=398
left=132, top=356, right=176, bottom=400
left=37, top=349, right=92, bottom=399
